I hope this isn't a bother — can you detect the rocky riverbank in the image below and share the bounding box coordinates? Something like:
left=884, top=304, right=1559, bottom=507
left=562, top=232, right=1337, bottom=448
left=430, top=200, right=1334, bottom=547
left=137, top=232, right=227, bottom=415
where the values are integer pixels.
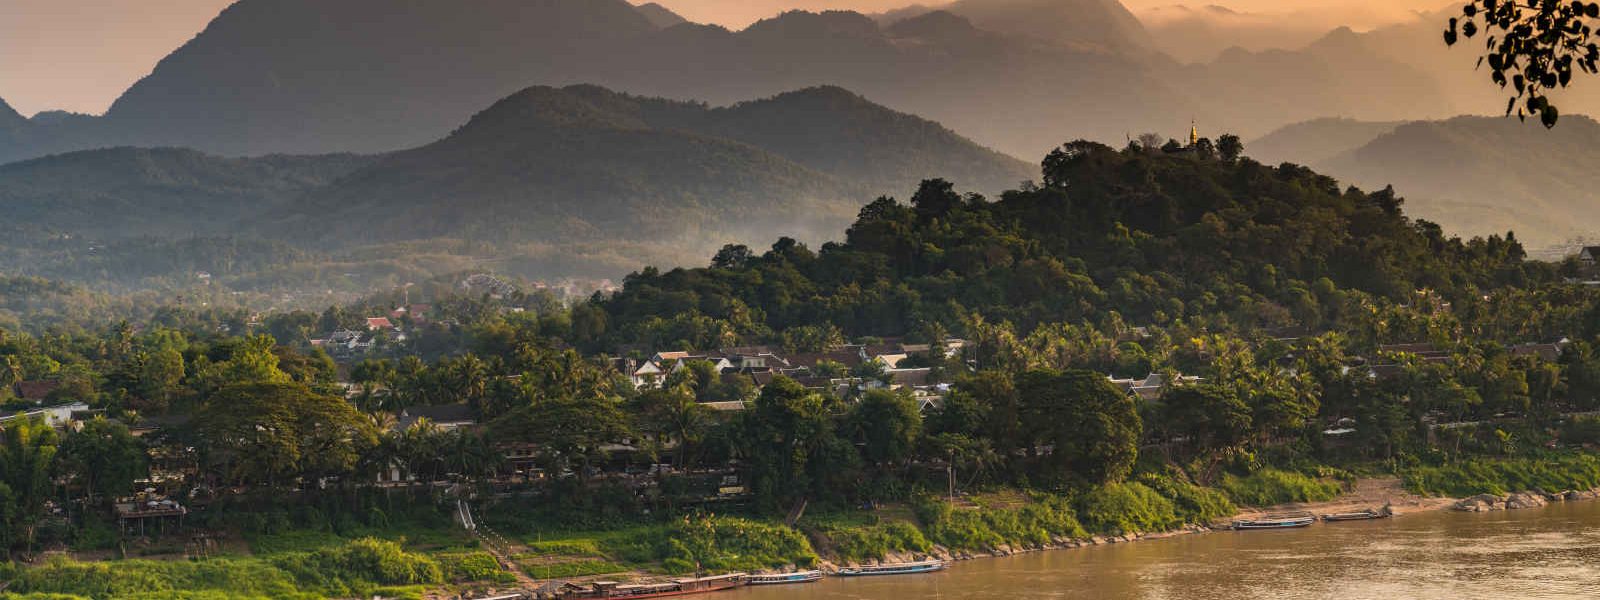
left=1452, top=488, right=1600, bottom=512
left=853, top=478, right=1600, bottom=572
left=827, top=523, right=1216, bottom=572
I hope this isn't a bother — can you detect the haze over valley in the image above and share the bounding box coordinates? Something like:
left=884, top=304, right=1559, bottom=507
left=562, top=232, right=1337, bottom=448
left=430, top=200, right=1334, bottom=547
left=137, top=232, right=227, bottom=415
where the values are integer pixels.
left=9, top=3, right=1600, bottom=598
left=0, top=0, right=1595, bottom=301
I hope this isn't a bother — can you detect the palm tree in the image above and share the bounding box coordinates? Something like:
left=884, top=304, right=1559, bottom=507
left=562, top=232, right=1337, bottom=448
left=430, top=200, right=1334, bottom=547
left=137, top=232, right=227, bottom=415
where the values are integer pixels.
left=0, top=354, right=21, bottom=398
left=452, top=354, right=490, bottom=409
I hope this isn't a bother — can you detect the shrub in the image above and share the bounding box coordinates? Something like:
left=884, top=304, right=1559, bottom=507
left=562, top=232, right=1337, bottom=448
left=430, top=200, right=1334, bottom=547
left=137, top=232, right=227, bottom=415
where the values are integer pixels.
left=4, top=556, right=306, bottom=599
left=1402, top=454, right=1600, bottom=497
left=814, top=521, right=931, bottom=563
left=1074, top=483, right=1180, bottom=535
left=1218, top=469, right=1341, bottom=506
left=915, top=496, right=1087, bottom=551
left=600, top=516, right=817, bottom=574
left=1136, top=473, right=1236, bottom=525
left=307, top=537, right=442, bottom=586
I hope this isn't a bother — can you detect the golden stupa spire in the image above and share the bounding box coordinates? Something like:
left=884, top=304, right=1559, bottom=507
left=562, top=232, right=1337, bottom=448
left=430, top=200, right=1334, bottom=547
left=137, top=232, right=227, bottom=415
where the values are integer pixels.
left=1189, top=120, right=1199, bottom=147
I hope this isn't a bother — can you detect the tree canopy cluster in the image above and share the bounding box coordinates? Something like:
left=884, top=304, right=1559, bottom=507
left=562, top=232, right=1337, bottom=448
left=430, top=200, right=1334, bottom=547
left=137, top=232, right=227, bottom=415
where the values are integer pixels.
left=588, top=141, right=1544, bottom=352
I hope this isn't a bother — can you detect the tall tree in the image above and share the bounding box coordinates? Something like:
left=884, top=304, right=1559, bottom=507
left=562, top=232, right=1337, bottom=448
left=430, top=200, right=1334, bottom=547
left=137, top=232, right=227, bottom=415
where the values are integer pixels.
left=631, top=386, right=711, bottom=468
left=192, top=382, right=377, bottom=488
left=1156, top=385, right=1251, bottom=483
left=848, top=389, right=923, bottom=469
left=740, top=377, right=836, bottom=510
left=491, top=395, right=632, bottom=480
left=0, top=417, right=58, bottom=549
left=1016, top=369, right=1142, bottom=487
left=58, top=418, right=147, bottom=505
left=1216, top=134, right=1244, bottom=162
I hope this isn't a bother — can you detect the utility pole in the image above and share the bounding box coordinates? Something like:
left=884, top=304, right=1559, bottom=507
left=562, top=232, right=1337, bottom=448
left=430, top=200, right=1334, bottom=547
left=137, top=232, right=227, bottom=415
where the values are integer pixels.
left=947, top=450, right=956, bottom=503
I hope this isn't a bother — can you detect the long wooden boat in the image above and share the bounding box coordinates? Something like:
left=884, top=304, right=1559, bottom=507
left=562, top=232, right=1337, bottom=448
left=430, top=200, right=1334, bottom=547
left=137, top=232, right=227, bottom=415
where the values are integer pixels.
left=1320, top=509, right=1390, bottom=522
left=559, top=573, right=746, bottom=598
left=836, top=560, right=946, bottom=577
left=1232, top=513, right=1315, bottom=530
left=746, top=570, right=824, bottom=585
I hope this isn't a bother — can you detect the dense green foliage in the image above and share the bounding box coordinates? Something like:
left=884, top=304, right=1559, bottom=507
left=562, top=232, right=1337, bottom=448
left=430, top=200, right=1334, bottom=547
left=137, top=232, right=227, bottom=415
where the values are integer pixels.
left=1403, top=454, right=1600, bottom=497
left=617, top=516, right=817, bottom=574
left=1, top=538, right=436, bottom=600
left=0, top=148, right=371, bottom=240
left=1073, top=483, right=1182, bottom=535
left=591, top=144, right=1542, bottom=348
left=1217, top=469, right=1343, bottom=506
left=806, top=517, right=931, bottom=563
left=915, top=495, right=1087, bottom=551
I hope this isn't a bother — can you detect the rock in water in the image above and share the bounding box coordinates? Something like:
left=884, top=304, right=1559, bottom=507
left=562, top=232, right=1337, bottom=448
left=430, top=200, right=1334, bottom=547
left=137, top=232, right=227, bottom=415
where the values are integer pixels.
left=1453, top=494, right=1506, bottom=512
left=1504, top=491, right=1548, bottom=510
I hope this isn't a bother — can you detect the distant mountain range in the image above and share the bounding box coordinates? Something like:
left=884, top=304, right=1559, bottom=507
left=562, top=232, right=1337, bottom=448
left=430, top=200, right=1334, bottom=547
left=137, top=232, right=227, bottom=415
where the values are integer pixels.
left=0, top=97, right=24, bottom=131
left=1248, top=117, right=1403, bottom=166
left=0, top=0, right=1551, bottom=164
left=634, top=2, right=688, bottom=28
left=0, top=84, right=1032, bottom=281
left=878, top=0, right=1156, bottom=53
left=1249, top=115, right=1600, bottom=251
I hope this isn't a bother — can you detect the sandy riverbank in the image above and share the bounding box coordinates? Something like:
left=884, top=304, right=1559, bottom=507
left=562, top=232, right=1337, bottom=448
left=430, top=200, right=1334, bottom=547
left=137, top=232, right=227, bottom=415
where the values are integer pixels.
left=1228, top=477, right=1459, bottom=521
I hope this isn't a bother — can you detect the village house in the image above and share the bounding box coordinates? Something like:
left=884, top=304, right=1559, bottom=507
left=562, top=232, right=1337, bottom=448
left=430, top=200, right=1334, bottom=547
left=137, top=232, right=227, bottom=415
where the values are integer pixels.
left=1509, top=338, right=1570, bottom=362
left=1580, top=246, right=1600, bottom=270
left=1109, top=372, right=1201, bottom=401
left=0, top=401, right=92, bottom=429
left=314, top=329, right=375, bottom=356
left=396, top=404, right=478, bottom=432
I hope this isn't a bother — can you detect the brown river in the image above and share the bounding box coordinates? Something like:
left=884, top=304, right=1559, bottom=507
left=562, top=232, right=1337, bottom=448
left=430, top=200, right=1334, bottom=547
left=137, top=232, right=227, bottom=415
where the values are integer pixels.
left=732, top=501, right=1600, bottom=600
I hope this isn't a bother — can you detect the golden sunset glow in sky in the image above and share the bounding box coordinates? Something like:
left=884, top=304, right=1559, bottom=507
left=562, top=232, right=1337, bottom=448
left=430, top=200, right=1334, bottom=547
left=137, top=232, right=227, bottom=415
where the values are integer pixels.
left=0, top=0, right=1453, bottom=116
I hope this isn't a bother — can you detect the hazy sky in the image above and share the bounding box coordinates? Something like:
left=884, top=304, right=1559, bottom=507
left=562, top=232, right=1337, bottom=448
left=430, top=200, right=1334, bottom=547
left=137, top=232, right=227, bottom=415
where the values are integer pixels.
left=0, top=0, right=1448, bottom=116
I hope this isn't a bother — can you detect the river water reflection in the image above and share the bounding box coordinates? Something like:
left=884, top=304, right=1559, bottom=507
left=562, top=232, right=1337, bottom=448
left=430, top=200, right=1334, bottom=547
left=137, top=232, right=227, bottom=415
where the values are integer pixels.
left=733, top=501, right=1600, bottom=600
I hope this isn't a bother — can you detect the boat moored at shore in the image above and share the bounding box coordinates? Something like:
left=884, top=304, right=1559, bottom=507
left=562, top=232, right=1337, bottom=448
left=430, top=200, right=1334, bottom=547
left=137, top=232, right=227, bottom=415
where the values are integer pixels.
left=556, top=573, right=747, bottom=598
left=836, top=560, right=946, bottom=576
left=1232, top=512, right=1316, bottom=530
left=1320, top=508, right=1392, bottom=522
left=746, top=570, right=824, bottom=585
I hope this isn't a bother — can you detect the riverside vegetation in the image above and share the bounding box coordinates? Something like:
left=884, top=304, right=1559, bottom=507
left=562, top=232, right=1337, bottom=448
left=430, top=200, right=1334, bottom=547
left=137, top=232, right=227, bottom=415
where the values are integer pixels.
left=8, top=139, right=1600, bottom=597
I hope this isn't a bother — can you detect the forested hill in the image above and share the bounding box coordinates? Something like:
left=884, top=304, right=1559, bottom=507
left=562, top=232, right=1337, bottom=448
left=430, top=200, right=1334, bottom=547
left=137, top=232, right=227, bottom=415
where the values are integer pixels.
left=0, top=148, right=374, bottom=239
left=259, top=85, right=857, bottom=251
left=260, top=85, right=1030, bottom=251
left=585, top=142, right=1547, bottom=350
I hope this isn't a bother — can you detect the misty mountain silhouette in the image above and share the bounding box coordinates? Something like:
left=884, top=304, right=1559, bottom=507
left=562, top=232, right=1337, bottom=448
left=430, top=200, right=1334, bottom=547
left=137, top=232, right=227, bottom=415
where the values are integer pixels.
left=0, top=0, right=1489, bottom=165
left=1252, top=115, right=1600, bottom=249
left=0, top=97, right=24, bottom=132
left=634, top=2, right=688, bottom=29
left=0, top=84, right=1029, bottom=274
left=259, top=84, right=1029, bottom=248
left=941, top=0, right=1155, bottom=52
